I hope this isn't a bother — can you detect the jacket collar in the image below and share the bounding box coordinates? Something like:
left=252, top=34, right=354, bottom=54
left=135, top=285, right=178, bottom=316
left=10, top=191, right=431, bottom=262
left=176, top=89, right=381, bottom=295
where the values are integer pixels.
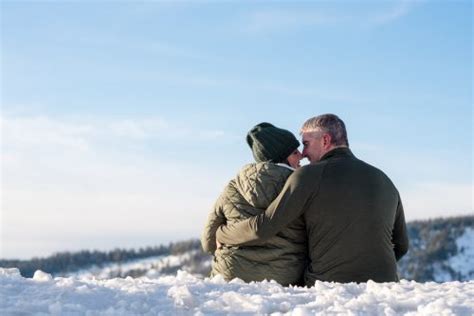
left=276, top=163, right=295, bottom=171
left=319, top=146, right=355, bottom=161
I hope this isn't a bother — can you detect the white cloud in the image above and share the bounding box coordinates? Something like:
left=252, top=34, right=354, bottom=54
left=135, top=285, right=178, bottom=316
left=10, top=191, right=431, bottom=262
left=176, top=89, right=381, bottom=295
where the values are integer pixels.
left=245, top=9, right=338, bottom=33
left=245, top=9, right=342, bottom=33
left=108, top=118, right=170, bottom=139
left=1, top=116, right=93, bottom=151
left=372, top=0, right=419, bottom=25
left=1, top=115, right=225, bottom=148
left=243, top=2, right=420, bottom=33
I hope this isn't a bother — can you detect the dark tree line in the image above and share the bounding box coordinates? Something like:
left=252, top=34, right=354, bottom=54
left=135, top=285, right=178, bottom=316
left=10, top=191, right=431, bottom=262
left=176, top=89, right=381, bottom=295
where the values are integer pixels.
left=0, top=240, right=200, bottom=278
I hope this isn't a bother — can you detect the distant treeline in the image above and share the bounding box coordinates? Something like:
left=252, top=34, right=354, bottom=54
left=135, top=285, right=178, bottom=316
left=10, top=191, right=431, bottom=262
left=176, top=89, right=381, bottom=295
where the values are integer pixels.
left=1, top=216, right=473, bottom=282
left=0, top=239, right=201, bottom=278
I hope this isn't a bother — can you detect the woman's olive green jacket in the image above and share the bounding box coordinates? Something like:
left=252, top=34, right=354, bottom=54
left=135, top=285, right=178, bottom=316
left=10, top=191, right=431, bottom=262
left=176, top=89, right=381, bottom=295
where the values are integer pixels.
left=201, top=162, right=307, bottom=286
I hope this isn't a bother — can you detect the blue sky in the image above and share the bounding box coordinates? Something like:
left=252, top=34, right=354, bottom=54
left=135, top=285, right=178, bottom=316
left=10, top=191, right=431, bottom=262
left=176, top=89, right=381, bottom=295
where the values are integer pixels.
left=1, top=1, right=472, bottom=259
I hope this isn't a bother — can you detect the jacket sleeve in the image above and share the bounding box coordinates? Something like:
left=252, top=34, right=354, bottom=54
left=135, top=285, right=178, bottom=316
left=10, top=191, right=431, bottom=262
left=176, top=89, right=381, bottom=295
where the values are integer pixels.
left=392, top=195, right=409, bottom=261
left=216, top=167, right=319, bottom=246
left=201, top=195, right=226, bottom=254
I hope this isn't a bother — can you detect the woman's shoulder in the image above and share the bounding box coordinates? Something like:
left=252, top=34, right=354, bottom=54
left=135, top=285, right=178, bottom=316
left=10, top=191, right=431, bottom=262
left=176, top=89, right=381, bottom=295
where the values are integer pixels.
left=235, top=162, right=292, bottom=205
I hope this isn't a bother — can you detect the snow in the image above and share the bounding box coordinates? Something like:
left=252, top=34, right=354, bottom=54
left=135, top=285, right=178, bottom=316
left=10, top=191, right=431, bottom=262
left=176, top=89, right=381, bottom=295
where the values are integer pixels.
left=32, top=270, right=54, bottom=282
left=1, top=268, right=473, bottom=315
left=449, top=228, right=474, bottom=279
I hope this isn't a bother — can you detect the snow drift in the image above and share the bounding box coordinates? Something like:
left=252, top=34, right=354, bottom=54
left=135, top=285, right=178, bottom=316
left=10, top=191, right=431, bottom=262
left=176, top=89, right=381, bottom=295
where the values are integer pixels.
left=1, top=268, right=473, bottom=315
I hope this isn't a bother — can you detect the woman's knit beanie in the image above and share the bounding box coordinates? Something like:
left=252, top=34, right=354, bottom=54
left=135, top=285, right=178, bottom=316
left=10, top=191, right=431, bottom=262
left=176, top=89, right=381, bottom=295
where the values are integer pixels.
left=246, top=122, right=300, bottom=163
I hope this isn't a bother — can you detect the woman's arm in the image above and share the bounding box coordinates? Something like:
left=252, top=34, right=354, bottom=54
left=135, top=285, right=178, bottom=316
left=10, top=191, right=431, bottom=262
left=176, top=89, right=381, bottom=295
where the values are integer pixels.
left=201, top=195, right=226, bottom=254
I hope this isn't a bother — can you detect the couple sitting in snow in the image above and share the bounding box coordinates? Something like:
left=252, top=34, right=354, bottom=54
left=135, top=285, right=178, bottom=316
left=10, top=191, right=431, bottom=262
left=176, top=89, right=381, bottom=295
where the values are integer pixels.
left=201, top=114, right=409, bottom=287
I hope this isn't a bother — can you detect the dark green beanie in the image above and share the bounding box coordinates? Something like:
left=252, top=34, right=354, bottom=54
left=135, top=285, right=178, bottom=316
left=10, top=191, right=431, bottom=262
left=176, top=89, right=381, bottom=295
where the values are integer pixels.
left=246, top=122, right=300, bottom=163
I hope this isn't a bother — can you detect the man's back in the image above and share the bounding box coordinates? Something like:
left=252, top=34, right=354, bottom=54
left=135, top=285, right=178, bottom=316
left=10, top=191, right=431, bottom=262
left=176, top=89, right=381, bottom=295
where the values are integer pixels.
left=300, top=147, right=408, bottom=283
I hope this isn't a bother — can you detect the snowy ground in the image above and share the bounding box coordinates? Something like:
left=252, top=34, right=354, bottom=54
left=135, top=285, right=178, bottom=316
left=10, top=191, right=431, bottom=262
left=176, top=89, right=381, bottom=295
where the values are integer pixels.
left=1, top=268, right=473, bottom=315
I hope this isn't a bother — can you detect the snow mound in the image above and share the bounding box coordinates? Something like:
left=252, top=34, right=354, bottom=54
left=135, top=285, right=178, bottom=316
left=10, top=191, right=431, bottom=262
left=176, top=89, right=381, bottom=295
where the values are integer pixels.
left=1, top=268, right=473, bottom=315
left=33, top=270, right=53, bottom=282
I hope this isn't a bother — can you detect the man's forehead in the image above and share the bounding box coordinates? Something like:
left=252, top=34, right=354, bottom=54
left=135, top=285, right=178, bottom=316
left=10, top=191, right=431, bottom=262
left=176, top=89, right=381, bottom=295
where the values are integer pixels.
left=302, top=130, right=323, bottom=141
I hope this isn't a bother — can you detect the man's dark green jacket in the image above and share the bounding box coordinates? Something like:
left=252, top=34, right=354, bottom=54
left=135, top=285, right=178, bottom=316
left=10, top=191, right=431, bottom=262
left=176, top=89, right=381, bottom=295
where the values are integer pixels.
left=217, top=147, right=409, bottom=285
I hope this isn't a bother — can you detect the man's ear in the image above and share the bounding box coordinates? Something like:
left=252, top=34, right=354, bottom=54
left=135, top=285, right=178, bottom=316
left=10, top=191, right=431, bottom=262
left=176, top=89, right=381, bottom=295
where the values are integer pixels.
left=322, top=134, right=332, bottom=148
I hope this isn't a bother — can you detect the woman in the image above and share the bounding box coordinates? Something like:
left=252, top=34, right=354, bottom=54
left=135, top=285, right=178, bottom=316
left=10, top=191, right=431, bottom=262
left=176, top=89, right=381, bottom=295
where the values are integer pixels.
left=201, top=122, right=307, bottom=286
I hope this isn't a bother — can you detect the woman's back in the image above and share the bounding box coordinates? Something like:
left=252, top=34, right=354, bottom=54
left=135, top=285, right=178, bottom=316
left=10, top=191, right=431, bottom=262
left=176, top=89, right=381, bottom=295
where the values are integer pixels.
left=201, top=162, right=307, bottom=286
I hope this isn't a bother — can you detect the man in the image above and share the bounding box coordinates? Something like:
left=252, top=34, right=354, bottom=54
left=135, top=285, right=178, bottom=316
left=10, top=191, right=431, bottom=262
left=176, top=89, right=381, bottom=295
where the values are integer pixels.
left=216, top=114, right=408, bottom=285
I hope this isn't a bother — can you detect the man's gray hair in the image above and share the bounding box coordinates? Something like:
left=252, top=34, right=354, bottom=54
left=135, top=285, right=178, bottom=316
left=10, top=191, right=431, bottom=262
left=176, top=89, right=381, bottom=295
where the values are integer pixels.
left=300, top=114, right=349, bottom=147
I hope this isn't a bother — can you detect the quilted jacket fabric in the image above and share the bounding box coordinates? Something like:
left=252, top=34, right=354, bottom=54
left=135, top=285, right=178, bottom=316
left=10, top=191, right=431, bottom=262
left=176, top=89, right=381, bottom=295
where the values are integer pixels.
left=201, top=162, right=307, bottom=286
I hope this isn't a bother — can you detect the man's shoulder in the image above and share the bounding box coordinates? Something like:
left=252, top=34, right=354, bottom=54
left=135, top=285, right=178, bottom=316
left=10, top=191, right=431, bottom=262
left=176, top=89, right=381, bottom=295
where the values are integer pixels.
left=356, top=158, right=392, bottom=178
left=353, top=158, right=399, bottom=192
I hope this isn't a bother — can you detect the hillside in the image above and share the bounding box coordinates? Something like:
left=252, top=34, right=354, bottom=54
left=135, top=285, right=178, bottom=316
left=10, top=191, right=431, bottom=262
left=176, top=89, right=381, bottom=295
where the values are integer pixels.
left=398, top=216, right=474, bottom=281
